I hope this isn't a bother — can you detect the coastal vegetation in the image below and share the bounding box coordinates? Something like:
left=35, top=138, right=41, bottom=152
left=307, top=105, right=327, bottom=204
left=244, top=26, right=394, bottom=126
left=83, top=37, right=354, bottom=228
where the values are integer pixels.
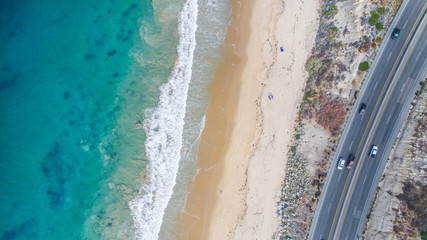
left=395, top=180, right=427, bottom=235
left=377, top=7, right=385, bottom=15
left=376, top=22, right=384, bottom=31
left=415, top=79, right=426, bottom=98
left=322, top=3, right=338, bottom=19
left=369, top=7, right=385, bottom=30
left=369, top=10, right=381, bottom=26
left=358, top=61, right=370, bottom=71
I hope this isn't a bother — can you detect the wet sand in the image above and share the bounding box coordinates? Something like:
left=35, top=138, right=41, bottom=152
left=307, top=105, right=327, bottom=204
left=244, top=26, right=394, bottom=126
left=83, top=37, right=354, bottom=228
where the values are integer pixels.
left=175, top=0, right=255, bottom=239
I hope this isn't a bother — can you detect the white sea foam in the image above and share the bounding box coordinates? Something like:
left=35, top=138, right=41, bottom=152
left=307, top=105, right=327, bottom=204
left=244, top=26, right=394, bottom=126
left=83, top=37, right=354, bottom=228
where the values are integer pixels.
left=128, top=0, right=198, bottom=239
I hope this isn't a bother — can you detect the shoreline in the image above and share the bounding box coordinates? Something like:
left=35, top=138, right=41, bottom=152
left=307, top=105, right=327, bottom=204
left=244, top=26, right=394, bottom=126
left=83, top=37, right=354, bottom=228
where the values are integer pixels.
left=177, top=0, right=320, bottom=239
left=175, top=0, right=256, bottom=238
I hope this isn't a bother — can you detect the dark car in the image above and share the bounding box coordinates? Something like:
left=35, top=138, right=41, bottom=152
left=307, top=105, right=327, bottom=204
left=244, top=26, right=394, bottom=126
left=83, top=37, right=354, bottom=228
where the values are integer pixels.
left=359, top=103, right=367, bottom=114
left=347, top=154, right=355, bottom=169
left=391, top=28, right=400, bottom=39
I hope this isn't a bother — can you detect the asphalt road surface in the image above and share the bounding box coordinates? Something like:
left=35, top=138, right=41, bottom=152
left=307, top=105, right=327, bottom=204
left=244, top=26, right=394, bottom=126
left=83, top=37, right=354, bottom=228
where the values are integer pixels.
left=309, top=1, right=427, bottom=239
left=334, top=10, right=427, bottom=240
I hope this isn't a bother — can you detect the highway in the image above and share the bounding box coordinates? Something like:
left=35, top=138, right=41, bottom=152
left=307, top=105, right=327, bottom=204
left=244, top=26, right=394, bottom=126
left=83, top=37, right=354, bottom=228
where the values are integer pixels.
left=309, top=1, right=427, bottom=239
left=334, top=9, right=427, bottom=240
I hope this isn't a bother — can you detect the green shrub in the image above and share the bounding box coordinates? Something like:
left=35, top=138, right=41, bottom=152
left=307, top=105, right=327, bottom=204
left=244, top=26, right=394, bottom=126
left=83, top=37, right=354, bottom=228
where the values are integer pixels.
left=421, top=228, right=427, bottom=240
left=358, top=61, right=370, bottom=71
left=306, top=56, right=323, bottom=74
left=323, top=3, right=337, bottom=18
left=330, top=4, right=338, bottom=15
left=369, top=17, right=378, bottom=26
left=290, top=145, right=297, bottom=154
left=416, top=80, right=426, bottom=97
left=378, top=7, right=385, bottom=15
left=370, top=11, right=380, bottom=20
left=304, top=90, right=312, bottom=103
left=295, top=134, right=300, bottom=140
left=369, top=10, right=380, bottom=26
left=376, top=22, right=384, bottom=30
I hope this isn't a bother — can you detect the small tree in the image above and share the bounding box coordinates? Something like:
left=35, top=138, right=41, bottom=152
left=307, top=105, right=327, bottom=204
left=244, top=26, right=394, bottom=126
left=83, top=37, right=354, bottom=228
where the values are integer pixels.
left=369, top=17, right=378, bottom=26
left=376, top=22, right=384, bottom=30
left=369, top=10, right=380, bottom=26
left=378, top=7, right=385, bottom=15
left=358, top=61, right=370, bottom=71
left=370, top=11, right=380, bottom=19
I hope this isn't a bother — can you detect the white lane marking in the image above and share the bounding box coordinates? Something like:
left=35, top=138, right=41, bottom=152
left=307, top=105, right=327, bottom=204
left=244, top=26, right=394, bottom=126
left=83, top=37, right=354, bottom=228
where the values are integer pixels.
left=349, top=141, right=354, bottom=150
left=328, top=203, right=332, bottom=213
left=363, top=175, right=368, bottom=185
left=387, top=52, right=393, bottom=62
left=373, top=81, right=379, bottom=90
left=415, top=51, right=422, bottom=62
left=403, top=19, right=409, bottom=29
left=386, top=114, right=392, bottom=124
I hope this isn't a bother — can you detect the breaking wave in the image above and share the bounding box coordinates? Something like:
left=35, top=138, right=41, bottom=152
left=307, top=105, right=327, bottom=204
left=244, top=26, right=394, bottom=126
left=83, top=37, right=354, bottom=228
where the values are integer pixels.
left=128, top=0, right=198, bottom=239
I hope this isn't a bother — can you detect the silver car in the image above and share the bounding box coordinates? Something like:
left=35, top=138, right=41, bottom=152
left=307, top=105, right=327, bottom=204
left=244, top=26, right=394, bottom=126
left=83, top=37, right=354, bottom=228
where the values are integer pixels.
left=370, top=145, right=378, bottom=158
left=337, top=157, right=345, bottom=170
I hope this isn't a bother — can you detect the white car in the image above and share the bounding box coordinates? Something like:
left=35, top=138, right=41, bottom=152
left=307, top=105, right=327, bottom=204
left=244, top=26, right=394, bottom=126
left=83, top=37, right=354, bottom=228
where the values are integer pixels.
left=370, top=145, right=378, bottom=158
left=337, top=157, right=345, bottom=170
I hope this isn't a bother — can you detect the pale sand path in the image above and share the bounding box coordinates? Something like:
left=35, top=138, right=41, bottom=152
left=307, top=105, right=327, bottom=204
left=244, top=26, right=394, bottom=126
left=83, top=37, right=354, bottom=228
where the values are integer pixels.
left=177, top=0, right=319, bottom=239
left=233, top=0, right=319, bottom=239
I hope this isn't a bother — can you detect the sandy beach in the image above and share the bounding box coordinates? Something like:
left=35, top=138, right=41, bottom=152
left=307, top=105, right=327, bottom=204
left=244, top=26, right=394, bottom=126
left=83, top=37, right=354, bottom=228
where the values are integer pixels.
left=177, top=0, right=319, bottom=239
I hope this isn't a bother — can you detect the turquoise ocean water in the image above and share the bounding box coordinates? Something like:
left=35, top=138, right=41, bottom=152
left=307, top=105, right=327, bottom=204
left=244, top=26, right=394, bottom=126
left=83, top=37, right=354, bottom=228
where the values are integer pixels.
left=0, top=0, right=231, bottom=239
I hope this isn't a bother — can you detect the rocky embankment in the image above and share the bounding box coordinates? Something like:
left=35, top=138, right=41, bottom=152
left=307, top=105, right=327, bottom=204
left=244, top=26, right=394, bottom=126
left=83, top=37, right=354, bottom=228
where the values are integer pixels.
left=363, top=79, right=426, bottom=240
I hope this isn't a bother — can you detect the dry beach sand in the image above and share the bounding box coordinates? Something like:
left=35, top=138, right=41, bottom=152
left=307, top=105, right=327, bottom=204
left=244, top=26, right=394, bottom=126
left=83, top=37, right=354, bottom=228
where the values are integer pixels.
left=177, top=0, right=319, bottom=239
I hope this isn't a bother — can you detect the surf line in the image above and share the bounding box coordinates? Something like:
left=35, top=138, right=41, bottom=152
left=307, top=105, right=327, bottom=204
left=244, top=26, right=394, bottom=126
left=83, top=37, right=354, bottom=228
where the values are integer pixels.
left=128, top=0, right=199, bottom=239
